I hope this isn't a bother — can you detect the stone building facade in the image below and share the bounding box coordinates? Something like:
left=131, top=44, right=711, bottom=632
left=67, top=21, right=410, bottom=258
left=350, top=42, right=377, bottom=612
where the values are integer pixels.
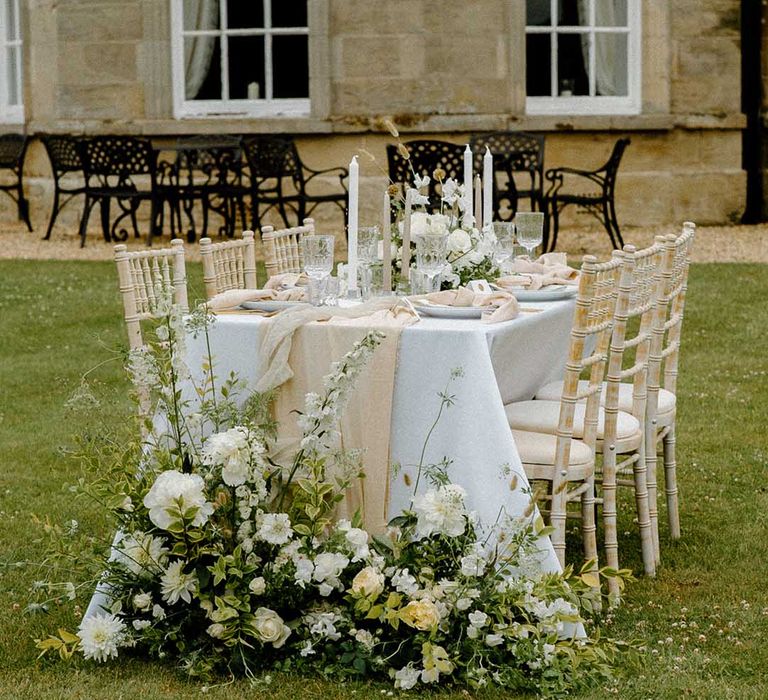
left=0, top=0, right=755, bottom=235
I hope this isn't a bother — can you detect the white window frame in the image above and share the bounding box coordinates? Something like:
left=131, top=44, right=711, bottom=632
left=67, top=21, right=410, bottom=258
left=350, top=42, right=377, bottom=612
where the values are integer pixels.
left=170, top=0, right=310, bottom=118
left=525, top=0, right=641, bottom=116
left=0, top=0, right=23, bottom=124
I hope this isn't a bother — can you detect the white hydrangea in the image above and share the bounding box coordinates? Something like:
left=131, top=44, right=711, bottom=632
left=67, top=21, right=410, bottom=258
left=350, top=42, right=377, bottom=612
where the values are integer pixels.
left=201, top=427, right=255, bottom=487
left=413, top=484, right=468, bottom=539
left=257, top=513, right=293, bottom=546
left=391, top=568, right=419, bottom=595
left=160, top=560, right=198, bottom=605
left=306, top=610, right=343, bottom=641
left=143, top=470, right=213, bottom=530
left=114, top=531, right=169, bottom=578
left=77, top=613, right=126, bottom=663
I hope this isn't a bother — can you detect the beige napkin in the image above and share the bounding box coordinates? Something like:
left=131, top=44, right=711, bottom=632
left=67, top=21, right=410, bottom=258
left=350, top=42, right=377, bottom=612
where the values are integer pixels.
left=414, top=287, right=520, bottom=324
left=256, top=297, right=417, bottom=534
left=207, top=287, right=306, bottom=312
left=496, top=252, right=579, bottom=291
left=264, top=272, right=309, bottom=289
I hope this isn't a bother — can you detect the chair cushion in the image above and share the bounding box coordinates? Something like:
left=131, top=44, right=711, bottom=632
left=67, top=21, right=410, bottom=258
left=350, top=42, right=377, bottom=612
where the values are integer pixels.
left=534, top=380, right=676, bottom=422
left=511, top=430, right=594, bottom=477
left=505, top=399, right=641, bottom=444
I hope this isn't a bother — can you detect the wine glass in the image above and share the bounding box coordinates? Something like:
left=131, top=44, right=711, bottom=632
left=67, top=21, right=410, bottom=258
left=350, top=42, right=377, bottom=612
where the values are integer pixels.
left=414, top=234, right=447, bottom=293
left=492, top=221, right=516, bottom=273
left=357, top=226, right=379, bottom=297
left=515, top=211, right=545, bottom=259
left=303, top=234, right=335, bottom=305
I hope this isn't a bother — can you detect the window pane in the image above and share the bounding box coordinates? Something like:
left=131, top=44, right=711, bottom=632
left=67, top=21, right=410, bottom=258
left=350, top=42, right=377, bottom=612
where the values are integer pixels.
left=595, top=32, right=628, bottom=95
left=228, top=35, right=265, bottom=99
left=6, top=47, right=20, bottom=105
left=272, top=35, right=309, bottom=98
left=6, top=0, right=18, bottom=41
left=227, top=0, right=263, bottom=29
left=557, top=33, right=589, bottom=95
left=595, top=0, right=627, bottom=27
left=526, top=33, right=551, bottom=96
left=185, top=35, right=221, bottom=100
left=558, top=0, right=582, bottom=26
left=183, top=0, right=219, bottom=32
left=526, top=0, right=550, bottom=26
left=272, top=1, right=307, bottom=28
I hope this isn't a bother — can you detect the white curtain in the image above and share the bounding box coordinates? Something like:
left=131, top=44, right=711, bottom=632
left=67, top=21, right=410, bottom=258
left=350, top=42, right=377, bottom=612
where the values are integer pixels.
left=576, top=0, right=627, bottom=97
left=184, top=0, right=219, bottom=100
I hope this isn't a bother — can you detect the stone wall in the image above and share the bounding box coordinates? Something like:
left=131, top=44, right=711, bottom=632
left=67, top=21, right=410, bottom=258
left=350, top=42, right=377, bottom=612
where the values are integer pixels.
left=2, top=0, right=750, bottom=237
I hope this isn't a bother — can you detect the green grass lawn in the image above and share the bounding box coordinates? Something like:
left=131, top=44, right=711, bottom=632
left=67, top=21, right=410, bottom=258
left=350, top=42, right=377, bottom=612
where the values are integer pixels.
left=0, top=260, right=767, bottom=699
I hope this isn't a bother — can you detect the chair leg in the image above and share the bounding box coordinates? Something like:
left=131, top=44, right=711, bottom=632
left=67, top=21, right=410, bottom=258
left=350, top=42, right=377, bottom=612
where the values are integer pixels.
left=581, top=476, right=599, bottom=571
left=550, top=200, right=561, bottom=252
left=18, top=186, right=33, bottom=232
left=601, top=447, right=621, bottom=600
left=646, top=422, right=661, bottom=565
left=601, top=201, right=620, bottom=250
left=663, top=418, right=681, bottom=540
left=549, top=481, right=568, bottom=569
left=632, top=439, right=656, bottom=577
left=43, top=187, right=61, bottom=240
left=99, top=198, right=112, bottom=242
left=78, top=195, right=96, bottom=248
left=608, top=197, right=625, bottom=248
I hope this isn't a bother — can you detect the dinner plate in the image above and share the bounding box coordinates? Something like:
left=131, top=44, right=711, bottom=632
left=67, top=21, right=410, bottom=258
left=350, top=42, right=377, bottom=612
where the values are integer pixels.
left=240, top=299, right=308, bottom=312
left=413, top=304, right=485, bottom=319
left=509, top=286, right=577, bottom=302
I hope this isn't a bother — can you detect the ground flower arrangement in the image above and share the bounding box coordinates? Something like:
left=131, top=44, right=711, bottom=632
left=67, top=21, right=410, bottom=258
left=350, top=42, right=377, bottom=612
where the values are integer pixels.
left=31, top=303, right=635, bottom=697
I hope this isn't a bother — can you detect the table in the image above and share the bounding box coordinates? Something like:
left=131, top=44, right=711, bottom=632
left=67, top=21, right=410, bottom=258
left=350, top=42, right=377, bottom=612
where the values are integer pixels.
left=184, top=298, right=577, bottom=576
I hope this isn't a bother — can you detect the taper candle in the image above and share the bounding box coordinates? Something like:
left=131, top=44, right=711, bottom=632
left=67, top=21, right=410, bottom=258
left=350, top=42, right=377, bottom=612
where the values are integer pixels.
left=474, top=174, right=482, bottom=230
left=463, top=144, right=473, bottom=229
left=382, top=191, right=392, bottom=292
left=483, top=146, right=493, bottom=230
left=347, top=155, right=359, bottom=291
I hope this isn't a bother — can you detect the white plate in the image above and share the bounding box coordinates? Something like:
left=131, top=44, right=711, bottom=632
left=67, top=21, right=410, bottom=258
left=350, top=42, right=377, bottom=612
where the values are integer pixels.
left=509, top=286, right=577, bottom=302
left=240, top=300, right=308, bottom=312
left=413, top=304, right=485, bottom=319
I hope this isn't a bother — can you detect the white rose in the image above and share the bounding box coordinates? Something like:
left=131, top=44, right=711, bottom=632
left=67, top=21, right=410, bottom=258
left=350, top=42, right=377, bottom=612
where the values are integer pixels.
left=201, top=427, right=254, bottom=487
left=312, top=552, right=349, bottom=585
left=250, top=607, right=291, bottom=648
left=143, top=471, right=213, bottom=530
left=133, top=592, right=152, bottom=611
left=345, top=528, right=370, bottom=561
left=350, top=566, right=385, bottom=598
left=249, top=576, right=266, bottom=596
left=446, top=229, right=472, bottom=254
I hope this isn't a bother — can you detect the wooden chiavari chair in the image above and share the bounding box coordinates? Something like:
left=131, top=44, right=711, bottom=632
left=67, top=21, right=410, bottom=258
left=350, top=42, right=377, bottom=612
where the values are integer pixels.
left=199, top=231, right=258, bottom=300
left=261, top=218, right=315, bottom=278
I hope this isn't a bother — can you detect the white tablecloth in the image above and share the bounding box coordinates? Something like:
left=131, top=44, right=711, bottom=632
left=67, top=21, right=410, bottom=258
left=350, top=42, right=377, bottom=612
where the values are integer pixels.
left=185, top=298, right=576, bottom=576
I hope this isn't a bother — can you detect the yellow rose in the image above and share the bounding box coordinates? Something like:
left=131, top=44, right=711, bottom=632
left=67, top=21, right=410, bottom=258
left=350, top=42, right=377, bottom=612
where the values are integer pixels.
left=350, top=566, right=385, bottom=598
left=400, top=599, right=440, bottom=631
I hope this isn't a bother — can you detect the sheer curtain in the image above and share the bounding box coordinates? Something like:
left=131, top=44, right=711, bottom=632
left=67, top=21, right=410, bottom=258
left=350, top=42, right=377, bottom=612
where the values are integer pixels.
left=184, top=0, right=218, bottom=99
left=577, top=0, right=627, bottom=97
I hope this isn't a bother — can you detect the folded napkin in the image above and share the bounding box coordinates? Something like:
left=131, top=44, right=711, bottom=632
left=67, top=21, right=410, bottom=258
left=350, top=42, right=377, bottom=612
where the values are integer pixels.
left=264, top=272, right=309, bottom=290
left=496, top=252, right=579, bottom=291
left=328, top=303, right=420, bottom=328
left=414, top=287, right=519, bottom=324
left=207, top=286, right=306, bottom=311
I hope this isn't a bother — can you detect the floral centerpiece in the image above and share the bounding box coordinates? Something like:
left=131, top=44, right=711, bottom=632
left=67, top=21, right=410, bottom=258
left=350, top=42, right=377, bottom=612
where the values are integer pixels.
left=29, top=302, right=634, bottom=697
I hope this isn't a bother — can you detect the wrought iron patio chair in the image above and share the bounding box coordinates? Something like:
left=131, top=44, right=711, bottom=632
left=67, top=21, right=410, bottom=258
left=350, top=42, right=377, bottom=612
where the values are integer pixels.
left=470, top=131, right=546, bottom=221
left=242, top=136, right=348, bottom=230
left=41, top=134, right=89, bottom=240
left=386, top=139, right=465, bottom=213
left=545, top=137, right=631, bottom=250
left=78, top=136, right=168, bottom=247
left=0, top=133, right=32, bottom=232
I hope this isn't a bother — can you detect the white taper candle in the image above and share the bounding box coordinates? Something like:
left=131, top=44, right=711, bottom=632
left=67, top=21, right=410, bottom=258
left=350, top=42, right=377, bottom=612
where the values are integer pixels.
left=463, top=144, right=473, bottom=229
left=483, top=146, right=493, bottom=230
left=474, top=174, right=482, bottom=231
left=347, top=155, right=359, bottom=290
left=382, top=191, right=392, bottom=292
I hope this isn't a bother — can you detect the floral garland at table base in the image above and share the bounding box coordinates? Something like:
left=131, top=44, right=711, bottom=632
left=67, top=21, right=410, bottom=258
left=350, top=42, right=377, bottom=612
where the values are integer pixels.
left=31, top=305, right=634, bottom=697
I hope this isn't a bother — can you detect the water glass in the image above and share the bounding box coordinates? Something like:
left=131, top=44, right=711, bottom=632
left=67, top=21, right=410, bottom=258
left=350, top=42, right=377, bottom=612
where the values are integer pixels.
left=303, top=234, right=335, bottom=280
left=492, top=221, right=516, bottom=272
left=357, top=226, right=379, bottom=297
left=414, top=234, right=447, bottom=292
left=515, top=212, right=545, bottom=259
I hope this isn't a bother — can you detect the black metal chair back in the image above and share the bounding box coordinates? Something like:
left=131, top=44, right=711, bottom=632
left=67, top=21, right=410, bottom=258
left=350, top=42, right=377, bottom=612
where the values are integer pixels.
left=243, top=136, right=348, bottom=230
left=470, top=131, right=546, bottom=220
left=386, top=139, right=465, bottom=212
left=41, top=135, right=88, bottom=240
left=544, top=137, right=631, bottom=250
left=0, top=133, right=32, bottom=232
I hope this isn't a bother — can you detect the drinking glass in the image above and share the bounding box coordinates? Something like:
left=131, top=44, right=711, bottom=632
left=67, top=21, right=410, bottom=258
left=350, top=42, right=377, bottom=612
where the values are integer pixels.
left=303, top=234, right=335, bottom=305
left=357, top=226, right=379, bottom=297
left=414, top=234, right=447, bottom=292
left=515, top=212, right=545, bottom=259
left=492, top=221, right=516, bottom=273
